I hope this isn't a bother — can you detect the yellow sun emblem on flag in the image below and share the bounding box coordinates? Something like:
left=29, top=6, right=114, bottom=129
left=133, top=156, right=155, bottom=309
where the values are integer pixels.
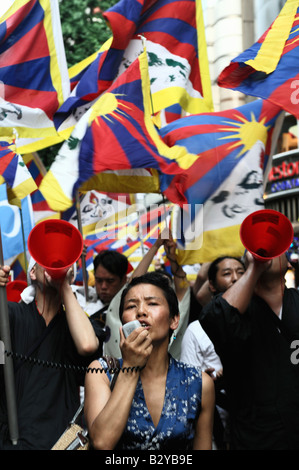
left=219, top=112, right=270, bottom=158
left=88, top=93, right=131, bottom=125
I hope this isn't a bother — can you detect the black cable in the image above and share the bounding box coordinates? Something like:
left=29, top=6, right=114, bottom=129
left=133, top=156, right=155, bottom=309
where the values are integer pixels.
left=4, top=349, right=142, bottom=374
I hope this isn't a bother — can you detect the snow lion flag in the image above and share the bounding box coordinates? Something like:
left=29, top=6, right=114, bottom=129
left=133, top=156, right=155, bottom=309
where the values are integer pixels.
left=110, top=0, right=213, bottom=114
left=54, top=0, right=213, bottom=130
left=158, top=99, right=284, bottom=264
left=0, top=0, right=70, bottom=153
left=218, top=0, right=299, bottom=119
left=40, top=50, right=196, bottom=212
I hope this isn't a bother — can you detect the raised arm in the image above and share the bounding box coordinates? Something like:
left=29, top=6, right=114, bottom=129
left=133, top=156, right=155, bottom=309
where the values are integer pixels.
left=164, top=231, right=189, bottom=301
left=192, top=263, right=212, bottom=307
left=222, top=252, right=271, bottom=314
left=46, top=269, right=99, bottom=356
left=131, top=227, right=168, bottom=279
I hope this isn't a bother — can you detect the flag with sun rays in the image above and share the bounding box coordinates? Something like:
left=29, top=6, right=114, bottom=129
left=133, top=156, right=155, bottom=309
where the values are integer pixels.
left=218, top=0, right=299, bottom=119
left=54, top=0, right=213, bottom=131
left=158, top=99, right=284, bottom=264
left=0, top=0, right=70, bottom=154
left=39, top=50, right=195, bottom=212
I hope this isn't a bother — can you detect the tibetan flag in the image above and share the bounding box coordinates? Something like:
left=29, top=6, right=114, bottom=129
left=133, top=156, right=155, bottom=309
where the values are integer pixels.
left=10, top=253, right=28, bottom=282
left=158, top=99, right=284, bottom=264
left=218, top=0, right=299, bottom=119
left=53, top=38, right=121, bottom=133
left=40, top=50, right=197, bottom=212
left=55, top=0, right=213, bottom=131
left=62, top=190, right=133, bottom=236
left=110, top=0, right=213, bottom=114
left=22, top=152, right=59, bottom=222
left=0, top=138, right=37, bottom=204
left=0, top=0, right=70, bottom=153
left=54, top=0, right=148, bottom=132
left=80, top=202, right=171, bottom=273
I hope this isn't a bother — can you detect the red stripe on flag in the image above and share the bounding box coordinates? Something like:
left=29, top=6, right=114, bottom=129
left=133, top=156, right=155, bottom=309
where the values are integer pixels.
left=4, top=85, right=59, bottom=119
left=0, top=22, right=49, bottom=66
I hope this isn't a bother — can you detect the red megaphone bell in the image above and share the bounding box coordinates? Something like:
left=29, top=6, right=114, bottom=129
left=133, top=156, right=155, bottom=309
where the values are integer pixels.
left=6, top=280, right=27, bottom=302
left=28, top=219, right=83, bottom=279
left=240, top=209, right=294, bottom=261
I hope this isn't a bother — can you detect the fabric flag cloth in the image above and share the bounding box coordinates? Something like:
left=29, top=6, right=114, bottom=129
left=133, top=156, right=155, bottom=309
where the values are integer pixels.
left=10, top=253, right=28, bottom=282
left=158, top=99, right=284, bottom=264
left=62, top=190, right=133, bottom=236
left=40, top=50, right=196, bottom=212
left=22, top=152, right=59, bottom=223
left=0, top=138, right=37, bottom=205
left=53, top=38, right=119, bottom=133
left=0, top=184, right=34, bottom=262
left=0, top=0, right=70, bottom=154
left=108, top=0, right=213, bottom=114
left=54, top=0, right=213, bottom=131
left=76, top=202, right=171, bottom=281
left=217, top=0, right=299, bottom=119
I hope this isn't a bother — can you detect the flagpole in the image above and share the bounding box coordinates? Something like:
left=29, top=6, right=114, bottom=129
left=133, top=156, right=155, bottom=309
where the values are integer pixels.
left=75, top=190, right=89, bottom=301
left=19, top=206, right=28, bottom=273
left=0, top=226, right=19, bottom=445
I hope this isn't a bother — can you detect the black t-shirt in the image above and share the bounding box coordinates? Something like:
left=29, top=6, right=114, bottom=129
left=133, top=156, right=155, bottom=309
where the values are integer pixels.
left=0, top=301, right=99, bottom=450
left=200, top=288, right=299, bottom=450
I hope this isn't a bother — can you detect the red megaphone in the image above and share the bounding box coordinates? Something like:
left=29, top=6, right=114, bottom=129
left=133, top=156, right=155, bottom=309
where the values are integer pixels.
left=28, top=219, right=83, bottom=279
left=240, top=209, right=294, bottom=261
left=6, top=280, right=27, bottom=302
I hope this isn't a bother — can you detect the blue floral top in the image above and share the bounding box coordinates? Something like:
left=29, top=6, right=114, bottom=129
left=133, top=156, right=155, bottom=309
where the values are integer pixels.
left=101, top=356, right=202, bottom=450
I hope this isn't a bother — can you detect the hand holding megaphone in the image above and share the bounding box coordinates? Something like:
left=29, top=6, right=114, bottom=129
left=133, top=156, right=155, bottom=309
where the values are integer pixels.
left=244, top=249, right=273, bottom=276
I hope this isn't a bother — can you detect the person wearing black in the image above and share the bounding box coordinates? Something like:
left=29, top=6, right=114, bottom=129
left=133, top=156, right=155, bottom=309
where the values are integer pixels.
left=200, top=251, right=299, bottom=450
left=0, top=261, right=101, bottom=450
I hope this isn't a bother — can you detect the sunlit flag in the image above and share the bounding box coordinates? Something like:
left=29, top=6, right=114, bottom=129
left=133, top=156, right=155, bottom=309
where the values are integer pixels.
left=218, top=0, right=299, bottom=119
left=0, top=0, right=70, bottom=153
left=40, top=50, right=196, bottom=212
left=0, top=138, right=37, bottom=205
left=158, top=99, right=284, bottom=263
left=110, top=0, right=213, bottom=114
left=54, top=0, right=213, bottom=131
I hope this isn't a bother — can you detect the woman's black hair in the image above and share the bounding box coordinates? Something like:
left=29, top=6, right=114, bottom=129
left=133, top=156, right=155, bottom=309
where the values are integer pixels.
left=119, top=271, right=179, bottom=322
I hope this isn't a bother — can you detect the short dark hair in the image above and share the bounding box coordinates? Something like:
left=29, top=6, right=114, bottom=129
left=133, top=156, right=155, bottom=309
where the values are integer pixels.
left=93, top=250, right=128, bottom=278
left=208, top=256, right=245, bottom=284
left=119, top=271, right=179, bottom=321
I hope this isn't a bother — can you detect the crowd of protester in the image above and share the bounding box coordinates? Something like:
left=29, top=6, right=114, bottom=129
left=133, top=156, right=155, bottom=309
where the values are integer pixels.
left=0, top=226, right=299, bottom=450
